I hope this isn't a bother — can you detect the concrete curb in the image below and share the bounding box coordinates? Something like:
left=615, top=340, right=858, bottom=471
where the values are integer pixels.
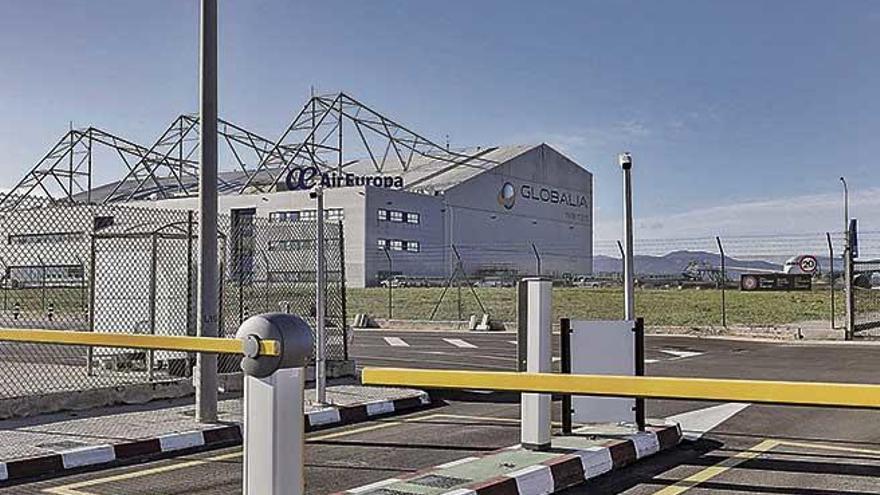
left=335, top=423, right=681, bottom=495
left=0, top=391, right=431, bottom=484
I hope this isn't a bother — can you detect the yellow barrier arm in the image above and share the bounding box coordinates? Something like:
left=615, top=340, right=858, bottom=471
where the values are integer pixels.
left=0, top=328, right=280, bottom=356
left=362, top=367, right=880, bottom=409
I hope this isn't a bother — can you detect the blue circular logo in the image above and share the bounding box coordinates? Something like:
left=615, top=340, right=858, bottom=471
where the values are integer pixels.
left=498, top=182, right=516, bottom=209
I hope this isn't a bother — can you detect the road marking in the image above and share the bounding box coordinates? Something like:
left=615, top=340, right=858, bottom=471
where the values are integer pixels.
left=42, top=412, right=508, bottom=495
left=645, top=359, right=660, bottom=364
left=42, top=451, right=242, bottom=495
left=508, top=340, right=518, bottom=345
left=383, top=337, right=410, bottom=347
left=443, top=338, right=478, bottom=349
left=552, top=356, right=561, bottom=363
left=776, top=440, right=880, bottom=457
left=659, top=349, right=705, bottom=360
left=666, top=403, right=751, bottom=441
left=651, top=439, right=780, bottom=495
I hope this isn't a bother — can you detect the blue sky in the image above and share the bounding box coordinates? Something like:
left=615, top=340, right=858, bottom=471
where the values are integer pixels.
left=1, top=1, right=878, bottom=240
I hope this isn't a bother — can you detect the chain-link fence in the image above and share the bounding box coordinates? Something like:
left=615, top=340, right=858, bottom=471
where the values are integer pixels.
left=853, top=259, right=880, bottom=335
left=348, top=231, right=880, bottom=330
left=0, top=197, right=347, bottom=411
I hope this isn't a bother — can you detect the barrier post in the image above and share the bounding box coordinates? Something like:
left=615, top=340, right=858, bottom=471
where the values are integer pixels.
left=521, top=277, right=551, bottom=450
left=237, top=313, right=313, bottom=495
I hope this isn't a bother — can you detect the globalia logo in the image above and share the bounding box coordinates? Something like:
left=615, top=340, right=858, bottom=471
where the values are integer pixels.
left=498, top=182, right=516, bottom=209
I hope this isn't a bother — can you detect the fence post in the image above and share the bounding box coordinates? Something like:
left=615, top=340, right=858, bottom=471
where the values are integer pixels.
left=383, top=247, right=392, bottom=319
left=314, top=187, right=327, bottom=404
left=531, top=243, right=541, bottom=276
left=844, top=237, right=855, bottom=340
left=237, top=313, right=313, bottom=495
left=521, top=277, right=551, bottom=450
left=560, top=317, right=572, bottom=435
left=716, top=236, right=726, bottom=328
left=826, top=232, right=835, bottom=330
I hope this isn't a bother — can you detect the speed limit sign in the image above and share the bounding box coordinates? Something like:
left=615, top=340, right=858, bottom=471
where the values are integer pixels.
left=799, top=255, right=818, bottom=274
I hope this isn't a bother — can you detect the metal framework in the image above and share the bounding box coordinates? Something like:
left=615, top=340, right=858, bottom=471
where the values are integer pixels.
left=1, top=92, right=499, bottom=210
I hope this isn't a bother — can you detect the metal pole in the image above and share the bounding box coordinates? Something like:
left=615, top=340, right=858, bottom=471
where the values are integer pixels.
left=531, top=243, right=541, bottom=276
left=845, top=241, right=854, bottom=340
left=826, top=232, right=835, bottom=330
left=634, top=317, right=646, bottom=431
left=196, top=0, right=219, bottom=423
left=716, top=236, right=726, bottom=328
left=314, top=187, right=327, bottom=404
left=383, top=247, right=392, bottom=319
left=87, top=230, right=97, bottom=376
left=148, top=233, right=158, bottom=381
left=619, top=153, right=635, bottom=320
left=840, top=177, right=849, bottom=240
left=560, top=317, right=572, bottom=435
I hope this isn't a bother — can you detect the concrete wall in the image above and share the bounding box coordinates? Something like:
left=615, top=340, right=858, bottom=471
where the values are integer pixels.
left=441, top=144, right=592, bottom=278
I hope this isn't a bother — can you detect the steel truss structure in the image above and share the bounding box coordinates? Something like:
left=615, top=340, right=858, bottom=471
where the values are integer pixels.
left=1, top=92, right=498, bottom=211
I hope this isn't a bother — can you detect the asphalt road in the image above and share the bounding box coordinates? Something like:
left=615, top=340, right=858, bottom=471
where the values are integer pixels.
left=4, top=330, right=880, bottom=494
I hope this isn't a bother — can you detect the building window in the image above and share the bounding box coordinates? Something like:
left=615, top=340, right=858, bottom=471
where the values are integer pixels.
left=325, top=208, right=344, bottom=222
left=389, top=210, right=404, bottom=223
left=269, top=211, right=299, bottom=223
left=405, top=212, right=420, bottom=224
left=389, top=239, right=404, bottom=251
left=376, top=239, right=387, bottom=250
left=405, top=240, right=420, bottom=253
left=378, top=209, right=420, bottom=225
left=377, top=209, right=388, bottom=221
left=299, top=210, right=317, bottom=221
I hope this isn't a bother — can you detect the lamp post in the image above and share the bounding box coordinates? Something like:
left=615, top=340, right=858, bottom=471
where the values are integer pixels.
left=839, top=177, right=849, bottom=242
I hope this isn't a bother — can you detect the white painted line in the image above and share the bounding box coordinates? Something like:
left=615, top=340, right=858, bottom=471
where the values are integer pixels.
left=347, top=478, right=402, bottom=493
left=158, top=431, right=205, bottom=452
left=435, top=456, right=480, bottom=469
left=308, top=407, right=342, bottom=426
left=383, top=337, right=410, bottom=347
left=443, top=338, right=478, bottom=349
left=439, top=490, right=476, bottom=495
left=0, top=462, right=6, bottom=481
left=629, top=431, right=660, bottom=458
left=508, top=464, right=554, bottom=494
left=552, top=356, right=562, bottom=363
left=508, top=340, right=518, bottom=345
left=645, top=359, right=660, bottom=364
left=666, top=402, right=751, bottom=441
left=365, top=401, right=395, bottom=416
left=659, top=349, right=705, bottom=360
left=575, top=446, right=613, bottom=479
left=61, top=444, right=115, bottom=469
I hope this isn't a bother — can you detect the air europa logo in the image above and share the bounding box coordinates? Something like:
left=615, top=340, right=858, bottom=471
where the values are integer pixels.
left=285, top=166, right=404, bottom=191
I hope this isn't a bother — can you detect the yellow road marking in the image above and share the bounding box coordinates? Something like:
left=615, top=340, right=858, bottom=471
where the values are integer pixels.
left=42, top=451, right=242, bottom=495
left=776, top=440, right=880, bottom=457
left=42, top=412, right=511, bottom=494
left=651, top=439, right=780, bottom=495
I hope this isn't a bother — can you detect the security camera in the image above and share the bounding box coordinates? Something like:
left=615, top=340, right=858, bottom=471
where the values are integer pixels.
left=618, top=152, right=632, bottom=170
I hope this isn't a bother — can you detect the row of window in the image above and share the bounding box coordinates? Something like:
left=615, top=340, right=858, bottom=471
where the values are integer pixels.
left=269, top=208, right=344, bottom=223
left=267, top=239, right=314, bottom=252
left=377, top=209, right=420, bottom=224
left=377, top=238, right=420, bottom=253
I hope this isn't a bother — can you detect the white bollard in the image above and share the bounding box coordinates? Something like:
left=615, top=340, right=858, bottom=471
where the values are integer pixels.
left=243, top=368, right=305, bottom=494
left=521, top=277, right=552, bottom=450
left=236, top=313, right=313, bottom=495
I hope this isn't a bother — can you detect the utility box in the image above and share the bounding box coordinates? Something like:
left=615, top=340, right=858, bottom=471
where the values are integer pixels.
left=569, top=320, right=636, bottom=424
